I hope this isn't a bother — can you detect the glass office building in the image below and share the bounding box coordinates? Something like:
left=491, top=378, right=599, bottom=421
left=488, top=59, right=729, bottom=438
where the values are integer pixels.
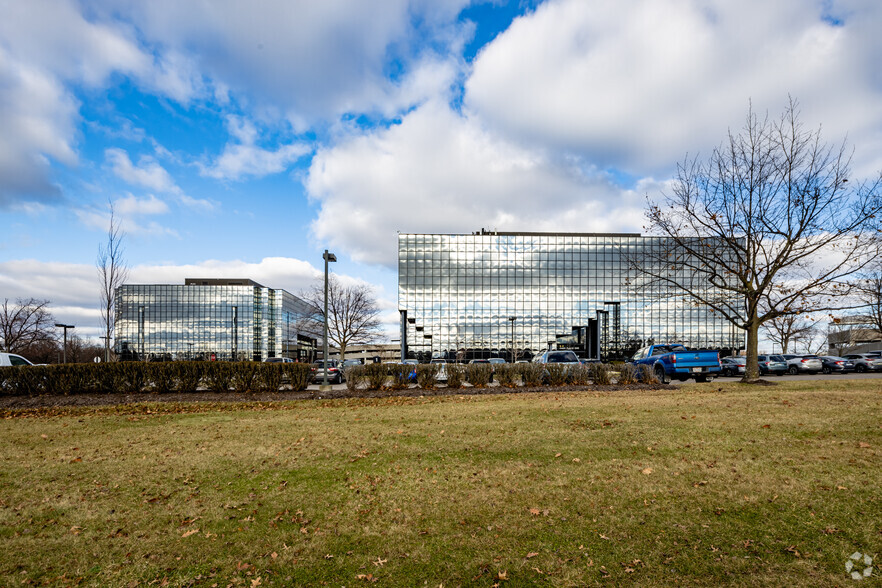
left=399, top=232, right=743, bottom=361
left=114, top=279, right=316, bottom=362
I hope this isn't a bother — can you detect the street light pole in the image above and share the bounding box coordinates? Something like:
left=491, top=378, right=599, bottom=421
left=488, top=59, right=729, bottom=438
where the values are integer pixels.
left=322, top=250, right=337, bottom=389
left=508, top=316, right=517, bottom=363
left=55, top=323, right=75, bottom=364
left=99, top=336, right=110, bottom=362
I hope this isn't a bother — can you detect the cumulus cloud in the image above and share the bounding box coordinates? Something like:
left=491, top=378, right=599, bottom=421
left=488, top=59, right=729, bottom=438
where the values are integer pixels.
left=0, top=48, right=77, bottom=207
left=465, top=0, right=882, bottom=175
left=75, top=195, right=177, bottom=238
left=201, top=116, right=311, bottom=181
left=99, top=0, right=470, bottom=125
left=105, top=148, right=182, bottom=194
left=0, top=0, right=200, bottom=205
left=307, top=100, right=648, bottom=267
left=0, top=0, right=470, bottom=205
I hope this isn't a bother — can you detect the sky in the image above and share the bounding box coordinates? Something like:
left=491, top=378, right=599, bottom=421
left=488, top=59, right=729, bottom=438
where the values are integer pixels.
left=2, top=0, right=882, bottom=345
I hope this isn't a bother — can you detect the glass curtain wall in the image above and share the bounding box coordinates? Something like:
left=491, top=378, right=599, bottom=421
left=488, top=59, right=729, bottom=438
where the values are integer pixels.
left=115, top=283, right=313, bottom=361
left=398, top=233, right=743, bottom=361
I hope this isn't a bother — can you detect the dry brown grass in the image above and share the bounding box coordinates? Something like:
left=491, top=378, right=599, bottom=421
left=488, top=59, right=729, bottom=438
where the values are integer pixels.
left=0, top=379, right=879, bottom=586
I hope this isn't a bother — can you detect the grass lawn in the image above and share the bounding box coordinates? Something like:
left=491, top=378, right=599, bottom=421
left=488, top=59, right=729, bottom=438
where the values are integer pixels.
left=1, top=380, right=880, bottom=587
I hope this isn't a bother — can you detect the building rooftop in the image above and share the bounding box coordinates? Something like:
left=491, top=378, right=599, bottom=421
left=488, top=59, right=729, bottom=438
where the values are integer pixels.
left=399, top=230, right=642, bottom=237
left=184, top=278, right=266, bottom=287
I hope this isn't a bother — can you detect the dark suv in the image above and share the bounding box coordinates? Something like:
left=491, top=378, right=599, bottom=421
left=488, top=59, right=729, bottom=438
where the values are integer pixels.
left=311, top=360, right=345, bottom=384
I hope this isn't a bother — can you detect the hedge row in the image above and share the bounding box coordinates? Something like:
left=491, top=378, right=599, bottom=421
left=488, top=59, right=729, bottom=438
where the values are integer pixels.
left=0, top=362, right=313, bottom=396
left=344, top=362, right=658, bottom=391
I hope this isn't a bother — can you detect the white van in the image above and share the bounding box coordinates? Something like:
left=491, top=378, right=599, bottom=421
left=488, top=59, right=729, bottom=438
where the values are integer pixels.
left=0, top=352, right=34, bottom=366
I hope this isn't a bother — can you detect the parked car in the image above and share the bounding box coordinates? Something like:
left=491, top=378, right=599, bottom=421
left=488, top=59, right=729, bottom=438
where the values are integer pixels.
left=819, top=356, right=855, bottom=374
left=532, top=350, right=582, bottom=364
left=342, top=359, right=363, bottom=369
left=781, top=354, right=823, bottom=375
left=264, top=357, right=293, bottom=363
left=0, top=352, right=34, bottom=367
left=720, top=356, right=746, bottom=377
left=842, top=353, right=882, bottom=372
left=311, top=360, right=345, bottom=384
left=430, top=358, right=448, bottom=381
left=629, top=344, right=721, bottom=383
left=757, top=355, right=788, bottom=376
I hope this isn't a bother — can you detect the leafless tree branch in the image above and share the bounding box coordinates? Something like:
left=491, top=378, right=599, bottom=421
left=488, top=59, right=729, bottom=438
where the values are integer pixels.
left=297, top=275, right=383, bottom=360
left=0, top=298, right=56, bottom=354
left=97, top=202, right=129, bottom=362
left=636, top=98, right=882, bottom=379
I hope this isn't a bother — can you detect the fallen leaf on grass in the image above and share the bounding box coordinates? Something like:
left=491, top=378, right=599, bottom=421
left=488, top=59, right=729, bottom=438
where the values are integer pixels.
left=181, top=528, right=199, bottom=538
left=526, top=552, right=538, bottom=559
left=858, top=442, right=871, bottom=448
left=642, top=468, right=653, bottom=475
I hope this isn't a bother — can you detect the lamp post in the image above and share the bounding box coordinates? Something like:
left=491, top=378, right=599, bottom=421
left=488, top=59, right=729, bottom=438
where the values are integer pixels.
left=322, top=249, right=337, bottom=389
left=508, top=316, right=517, bottom=363
left=55, top=323, right=74, bottom=364
left=99, top=336, right=110, bottom=363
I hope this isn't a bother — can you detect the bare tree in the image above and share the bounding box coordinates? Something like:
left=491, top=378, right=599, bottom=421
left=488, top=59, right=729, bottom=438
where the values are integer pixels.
left=856, top=268, right=882, bottom=336
left=639, top=99, right=882, bottom=380
left=97, top=203, right=129, bottom=362
left=298, top=275, right=383, bottom=361
left=762, top=313, right=816, bottom=354
left=0, top=298, right=56, bottom=354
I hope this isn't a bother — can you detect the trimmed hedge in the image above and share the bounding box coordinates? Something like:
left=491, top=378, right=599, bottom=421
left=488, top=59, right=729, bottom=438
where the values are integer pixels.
left=416, top=364, right=440, bottom=389
left=0, top=359, right=661, bottom=398
left=465, top=364, right=492, bottom=388
left=0, top=361, right=313, bottom=396
left=445, top=364, right=466, bottom=388
left=493, top=364, right=521, bottom=388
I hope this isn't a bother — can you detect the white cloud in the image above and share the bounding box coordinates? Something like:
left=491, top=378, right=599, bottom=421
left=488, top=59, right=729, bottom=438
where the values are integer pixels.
left=465, top=0, right=882, bottom=175
left=0, top=1, right=469, bottom=205
left=0, top=47, right=77, bottom=207
left=105, top=148, right=182, bottom=194
left=105, top=148, right=218, bottom=211
left=114, top=194, right=169, bottom=217
left=0, top=0, right=200, bottom=205
left=75, top=195, right=177, bottom=238
left=307, top=100, right=647, bottom=267
left=201, top=116, right=311, bottom=181
left=101, top=0, right=470, bottom=125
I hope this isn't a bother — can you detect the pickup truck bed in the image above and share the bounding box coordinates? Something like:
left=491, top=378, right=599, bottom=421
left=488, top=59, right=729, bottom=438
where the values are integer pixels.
left=630, top=344, right=721, bottom=383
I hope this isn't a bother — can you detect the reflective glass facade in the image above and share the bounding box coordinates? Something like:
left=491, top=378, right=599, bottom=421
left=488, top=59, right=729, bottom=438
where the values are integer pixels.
left=399, top=232, right=743, bottom=361
left=115, top=280, right=315, bottom=361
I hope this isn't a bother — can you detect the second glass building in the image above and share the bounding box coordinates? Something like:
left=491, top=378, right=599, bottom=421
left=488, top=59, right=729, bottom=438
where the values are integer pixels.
left=115, top=278, right=316, bottom=362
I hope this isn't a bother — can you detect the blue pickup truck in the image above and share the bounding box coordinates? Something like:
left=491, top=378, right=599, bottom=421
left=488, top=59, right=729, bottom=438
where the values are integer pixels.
left=629, top=344, right=721, bottom=383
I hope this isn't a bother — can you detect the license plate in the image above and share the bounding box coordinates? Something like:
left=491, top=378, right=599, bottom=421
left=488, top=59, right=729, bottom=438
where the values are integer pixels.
left=691, top=367, right=701, bottom=373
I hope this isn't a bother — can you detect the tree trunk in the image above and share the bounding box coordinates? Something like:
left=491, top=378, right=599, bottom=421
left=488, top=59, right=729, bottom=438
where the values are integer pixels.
left=744, top=315, right=760, bottom=381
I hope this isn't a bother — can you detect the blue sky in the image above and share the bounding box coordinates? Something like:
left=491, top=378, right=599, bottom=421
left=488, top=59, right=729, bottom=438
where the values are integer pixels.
left=2, top=0, right=882, bottom=344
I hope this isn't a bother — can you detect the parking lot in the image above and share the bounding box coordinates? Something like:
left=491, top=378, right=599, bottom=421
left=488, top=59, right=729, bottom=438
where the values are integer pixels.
left=713, top=371, right=882, bottom=383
